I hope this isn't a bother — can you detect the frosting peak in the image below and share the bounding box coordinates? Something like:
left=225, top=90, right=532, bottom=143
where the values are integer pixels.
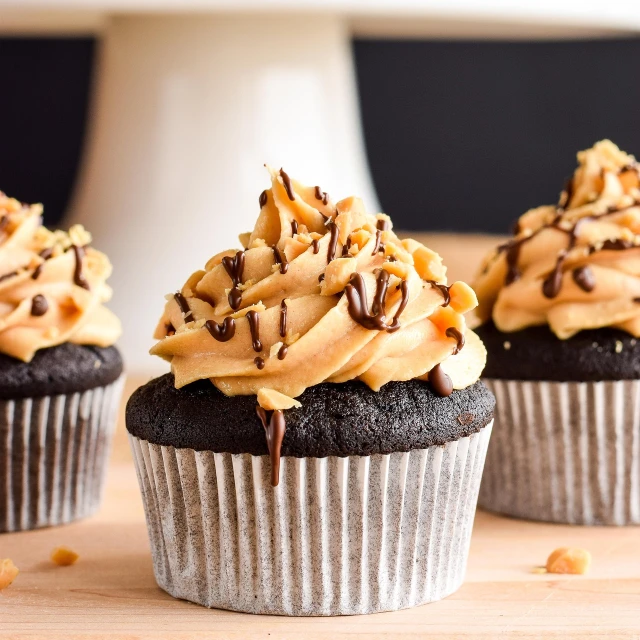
left=475, top=140, right=640, bottom=339
left=0, top=192, right=121, bottom=362
left=152, top=167, right=486, bottom=409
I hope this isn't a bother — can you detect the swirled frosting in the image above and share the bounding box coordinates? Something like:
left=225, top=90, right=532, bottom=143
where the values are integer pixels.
left=475, top=140, right=640, bottom=339
left=0, top=192, right=121, bottom=362
left=151, top=167, right=486, bottom=410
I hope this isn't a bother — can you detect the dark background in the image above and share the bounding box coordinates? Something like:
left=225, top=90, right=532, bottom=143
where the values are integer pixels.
left=1, top=36, right=640, bottom=232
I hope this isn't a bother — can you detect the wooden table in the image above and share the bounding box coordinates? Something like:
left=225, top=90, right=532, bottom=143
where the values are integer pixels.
left=1, top=374, right=639, bottom=639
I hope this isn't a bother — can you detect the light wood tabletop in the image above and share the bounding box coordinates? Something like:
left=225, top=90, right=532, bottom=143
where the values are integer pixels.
left=2, top=236, right=640, bottom=639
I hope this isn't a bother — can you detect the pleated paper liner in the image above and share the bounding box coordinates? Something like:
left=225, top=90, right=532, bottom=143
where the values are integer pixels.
left=130, top=422, right=492, bottom=616
left=480, top=379, right=640, bottom=525
left=0, top=376, right=125, bottom=532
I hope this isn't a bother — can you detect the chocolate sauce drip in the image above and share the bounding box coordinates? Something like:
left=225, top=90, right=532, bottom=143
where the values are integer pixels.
left=30, top=294, right=48, bottom=317
left=174, top=292, right=194, bottom=323
left=371, top=229, right=383, bottom=256
left=542, top=251, right=567, bottom=299
left=291, top=220, right=298, bottom=236
left=327, top=222, right=339, bottom=263
left=32, top=247, right=53, bottom=280
left=166, top=322, right=176, bottom=336
left=341, top=235, right=352, bottom=258
left=222, top=250, right=245, bottom=310
left=246, top=310, right=262, bottom=352
left=0, top=270, right=18, bottom=283
left=256, top=407, right=286, bottom=486
left=259, top=190, right=268, bottom=208
left=312, top=239, right=320, bottom=254
left=560, top=176, right=574, bottom=209
left=376, top=219, right=389, bottom=231
left=277, top=344, right=288, bottom=360
left=389, top=280, right=410, bottom=331
left=345, top=271, right=408, bottom=333
left=0, top=215, right=9, bottom=234
left=573, top=265, right=596, bottom=292
left=314, top=185, right=329, bottom=205
left=429, top=363, right=453, bottom=397
left=445, top=327, right=465, bottom=354
left=426, top=280, right=451, bottom=307
left=279, top=299, right=287, bottom=338
left=205, top=317, right=235, bottom=342
left=254, top=357, right=265, bottom=370
left=72, top=245, right=90, bottom=290
left=387, top=256, right=397, bottom=262
left=318, top=273, right=325, bottom=283
left=503, top=240, right=523, bottom=285
left=280, top=169, right=295, bottom=201
left=272, top=245, right=289, bottom=274
left=591, top=238, right=635, bottom=253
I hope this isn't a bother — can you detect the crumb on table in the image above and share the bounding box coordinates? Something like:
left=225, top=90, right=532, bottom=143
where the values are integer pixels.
left=545, top=547, right=591, bottom=575
left=51, top=546, right=79, bottom=567
left=0, top=558, right=19, bottom=589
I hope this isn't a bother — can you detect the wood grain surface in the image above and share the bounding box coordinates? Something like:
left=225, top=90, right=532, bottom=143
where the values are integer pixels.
left=2, top=235, right=640, bottom=639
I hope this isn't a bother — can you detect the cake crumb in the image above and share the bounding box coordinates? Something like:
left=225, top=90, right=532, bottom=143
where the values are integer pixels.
left=503, top=341, right=511, bottom=350
left=531, top=566, right=547, bottom=574
left=592, top=341, right=599, bottom=348
left=615, top=340, right=623, bottom=353
left=545, top=547, right=591, bottom=575
left=93, top=360, right=102, bottom=369
left=51, top=546, right=79, bottom=567
left=0, top=559, right=19, bottom=589
left=631, top=339, right=637, bottom=346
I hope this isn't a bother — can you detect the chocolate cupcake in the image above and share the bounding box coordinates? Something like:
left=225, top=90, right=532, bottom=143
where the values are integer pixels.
left=475, top=140, right=640, bottom=525
left=127, top=167, right=494, bottom=615
left=0, top=192, right=123, bottom=532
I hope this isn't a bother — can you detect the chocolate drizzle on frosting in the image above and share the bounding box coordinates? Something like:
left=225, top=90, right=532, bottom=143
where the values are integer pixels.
left=429, top=363, right=453, bottom=397
left=371, top=229, right=384, bottom=256
left=327, top=221, right=339, bottom=263
left=291, top=220, right=298, bottom=236
left=445, top=327, right=465, bottom=354
left=277, top=344, right=288, bottom=360
left=254, top=356, right=265, bottom=370
left=222, top=250, right=245, bottom=310
left=32, top=247, right=53, bottom=280
left=345, top=271, right=407, bottom=333
left=376, top=219, right=389, bottom=231
left=72, top=245, right=90, bottom=290
left=30, top=294, right=48, bottom=317
left=205, top=317, right=235, bottom=342
left=272, top=245, right=289, bottom=274
left=256, top=407, right=286, bottom=487
left=259, top=190, right=268, bottom=208
left=312, top=239, right=320, bottom=254
left=314, top=185, right=329, bottom=205
left=174, top=292, right=193, bottom=323
left=572, top=265, right=596, bottom=292
left=246, top=310, right=262, bottom=352
left=0, top=270, right=18, bottom=283
left=280, top=169, right=295, bottom=201
left=279, top=299, right=287, bottom=338
left=426, top=280, right=451, bottom=307
left=341, top=235, right=353, bottom=257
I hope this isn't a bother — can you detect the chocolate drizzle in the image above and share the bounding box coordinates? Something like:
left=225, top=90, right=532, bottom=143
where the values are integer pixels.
left=254, top=357, right=265, bottom=370
left=279, top=299, right=287, bottom=338
left=174, top=292, right=194, bottom=323
left=32, top=247, right=53, bottom=280
left=256, top=407, right=286, bottom=486
left=30, top=294, right=48, bottom=317
left=314, top=185, right=329, bottom=205
left=259, top=190, right=268, bottom=208
left=291, top=220, right=298, bottom=236
left=542, top=251, right=567, bottom=299
left=0, top=270, right=18, bottom=283
left=590, top=238, right=635, bottom=253
left=327, top=222, right=339, bottom=263
left=371, top=229, right=385, bottom=256
left=572, top=265, right=596, bottom=292
left=166, top=322, right=176, bottom=336
left=205, top=317, right=235, bottom=342
left=445, top=327, right=465, bottom=354
left=246, top=310, right=262, bottom=352
left=312, top=239, right=320, bottom=254
left=222, top=250, right=245, bottom=310
left=345, top=271, right=408, bottom=333
left=426, top=280, right=451, bottom=307
left=272, top=245, right=289, bottom=274
left=429, top=363, right=453, bottom=397
left=277, top=344, right=288, bottom=360
left=280, top=169, right=295, bottom=201
left=341, top=235, right=352, bottom=257
left=0, top=215, right=9, bottom=235
left=72, top=245, right=90, bottom=290
left=318, top=273, right=325, bottom=283
left=376, top=219, right=389, bottom=231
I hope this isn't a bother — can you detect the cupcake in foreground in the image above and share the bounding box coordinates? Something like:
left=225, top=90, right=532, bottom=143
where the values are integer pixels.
left=475, top=140, right=640, bottom=525
left=0, top=192, right=123, bottom=532
left=126, top=167, right=494, bottom=615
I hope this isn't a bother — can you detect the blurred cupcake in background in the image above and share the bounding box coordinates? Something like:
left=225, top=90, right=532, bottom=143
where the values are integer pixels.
left=0, top=191, right=123, bottom=532
left=127, top=166, right=495, bottom=615
left=475, top=140, right=640, bottom=525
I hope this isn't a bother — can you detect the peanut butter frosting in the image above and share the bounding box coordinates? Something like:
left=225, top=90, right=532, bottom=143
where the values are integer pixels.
left=0, top=192, right=121, bottom=362
left=475, top=140, right=640, bottom=339
left=151, top=167, right=486, bottom=412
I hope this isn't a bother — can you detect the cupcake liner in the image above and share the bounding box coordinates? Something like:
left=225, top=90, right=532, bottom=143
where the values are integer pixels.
left=129, top=421, right=492, bottom=616
left=0, top=376, right=125, bottom=533
left=480, top=379, right=640, bottom=525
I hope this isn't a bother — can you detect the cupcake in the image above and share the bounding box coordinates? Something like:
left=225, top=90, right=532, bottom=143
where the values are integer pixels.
left=126, top=167, right=494, bottom=615
left=475, top=140, right=640, bottom=525
left=0, top=192, right=123, bottom=532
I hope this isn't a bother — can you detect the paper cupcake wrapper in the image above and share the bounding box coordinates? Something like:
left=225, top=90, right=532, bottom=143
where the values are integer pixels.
left=480, top=379, right=640, bottom=525
left=129, top=421, right=492, bottom=616
left=0, top=376, right=125, bottom=533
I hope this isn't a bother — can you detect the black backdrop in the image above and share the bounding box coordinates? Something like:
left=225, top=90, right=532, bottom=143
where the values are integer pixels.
left=1, top=36, right=640, bottom=232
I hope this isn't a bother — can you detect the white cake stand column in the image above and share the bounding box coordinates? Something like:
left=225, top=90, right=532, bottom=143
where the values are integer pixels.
left=68, top=14, right=378, bottom=372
